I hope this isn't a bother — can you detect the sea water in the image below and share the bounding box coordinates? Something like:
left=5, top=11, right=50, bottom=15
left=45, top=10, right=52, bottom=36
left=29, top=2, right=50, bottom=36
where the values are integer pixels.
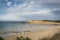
left=0, top=21, right=29, bottom=34
left=0, top=21, right=60, bottom=35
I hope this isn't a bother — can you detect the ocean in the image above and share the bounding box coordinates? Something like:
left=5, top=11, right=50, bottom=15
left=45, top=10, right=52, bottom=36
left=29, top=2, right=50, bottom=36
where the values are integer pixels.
left=0, top=21, right=60, bottom=35
left=0, top=21, right=30, bottom=34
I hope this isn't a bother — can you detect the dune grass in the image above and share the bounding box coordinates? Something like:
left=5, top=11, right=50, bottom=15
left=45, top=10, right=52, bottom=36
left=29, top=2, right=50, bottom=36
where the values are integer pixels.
left=40, top=32, right=60, bottom=40
left=16, top=36, right=31, bottom=40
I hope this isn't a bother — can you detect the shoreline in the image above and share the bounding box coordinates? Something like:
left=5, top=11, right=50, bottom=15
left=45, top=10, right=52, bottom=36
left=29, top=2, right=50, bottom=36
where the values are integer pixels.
left=0, top=26, right=60, bottom=40
left=0, top=26, right=60, bottom=35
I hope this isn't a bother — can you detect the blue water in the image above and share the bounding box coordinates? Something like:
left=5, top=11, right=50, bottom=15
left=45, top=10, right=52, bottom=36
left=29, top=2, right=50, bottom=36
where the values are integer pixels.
left=0, top=21, right=29, bottom=33
left=0, top=21, right=60, bottom=34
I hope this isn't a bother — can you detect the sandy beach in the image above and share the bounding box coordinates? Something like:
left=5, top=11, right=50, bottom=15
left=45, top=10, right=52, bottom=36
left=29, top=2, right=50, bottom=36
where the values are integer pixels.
left=2, top=26, right=60, bottom=40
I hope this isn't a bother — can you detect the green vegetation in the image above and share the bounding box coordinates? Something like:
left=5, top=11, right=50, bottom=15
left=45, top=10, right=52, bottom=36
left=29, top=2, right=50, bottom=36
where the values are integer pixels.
left=16, top=36, right=31, bottom=40
left=16, top=37, right=21, bottom=40
left=40, top=32, right=60, bottom=40
left=0, top=37, right=4, bottom=40
left=25, top=37, right=30, bottom=40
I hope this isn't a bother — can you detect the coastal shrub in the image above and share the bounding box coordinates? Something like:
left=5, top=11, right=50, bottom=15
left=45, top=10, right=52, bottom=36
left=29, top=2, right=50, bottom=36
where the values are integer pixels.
left=16, top=36, right=31, bottom=40
left=20, top=36, right=25, bottom=40
left=25, top=37, right=31, bottom=40
left=20, top=36, right=23, bottom=39
left=16, top=36, right=24, bottom=40
left=0, top=37, right=4, bottom=40
left=16, top=37, right=21, bottom=40
left=40, top=32, right=60, bottom=40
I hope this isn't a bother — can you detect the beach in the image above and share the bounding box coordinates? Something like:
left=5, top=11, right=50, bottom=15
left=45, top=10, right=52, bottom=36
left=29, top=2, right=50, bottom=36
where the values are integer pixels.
left=2, top=26, right=60, bottom=40
left=0, top=21, right=60, bottom=40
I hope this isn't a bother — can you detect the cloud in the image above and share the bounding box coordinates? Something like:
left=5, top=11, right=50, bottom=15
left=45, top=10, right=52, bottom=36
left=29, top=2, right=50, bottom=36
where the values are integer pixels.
left=41, top=3, right=60, bottom=9
left=7, top=2, right=12, bottom=6
left=22, top=13, right=56, bottom=20
left=31, top=0, right=60, bottom=3
left=51, top=9, right=60, bottom=15
left=21, top=9, right=51, bottom=15
left=0, top=13, right=27, bottom=21
left=0, top=0, right=60, bottom=21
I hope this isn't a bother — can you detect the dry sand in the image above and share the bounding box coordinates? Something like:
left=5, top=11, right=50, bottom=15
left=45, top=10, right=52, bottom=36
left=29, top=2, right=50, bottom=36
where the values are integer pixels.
left=3, top=26, right=60, bottom=40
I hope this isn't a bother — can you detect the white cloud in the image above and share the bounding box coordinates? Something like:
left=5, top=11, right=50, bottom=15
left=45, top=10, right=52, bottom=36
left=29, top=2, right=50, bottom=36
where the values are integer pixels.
left=0, top=13, right=27, bottom=21
left=20, top=9, right=51, bottom=15
left=7, top=2, right=12, bottom=6
left=0, top=0, right=56, bottom=21
left=6, top=1, right=35, bottom=12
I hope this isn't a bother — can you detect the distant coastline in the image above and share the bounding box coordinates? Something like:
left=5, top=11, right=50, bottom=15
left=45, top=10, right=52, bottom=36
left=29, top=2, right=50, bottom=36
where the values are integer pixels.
left=27, top=20, right=60, bottom=24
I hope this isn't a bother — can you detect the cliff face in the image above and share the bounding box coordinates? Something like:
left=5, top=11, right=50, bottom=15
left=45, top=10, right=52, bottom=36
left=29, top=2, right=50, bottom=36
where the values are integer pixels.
left=28, top=20, right=60, bottom=24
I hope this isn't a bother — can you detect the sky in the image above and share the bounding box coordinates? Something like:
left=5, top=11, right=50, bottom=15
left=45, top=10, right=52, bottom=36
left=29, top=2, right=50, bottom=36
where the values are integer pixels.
left=0, top=0, right=60, bottom=21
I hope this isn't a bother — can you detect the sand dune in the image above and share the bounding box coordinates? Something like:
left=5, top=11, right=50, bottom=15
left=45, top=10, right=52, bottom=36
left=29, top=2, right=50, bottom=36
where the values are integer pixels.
left=28, top=20, right=60, bottom=24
